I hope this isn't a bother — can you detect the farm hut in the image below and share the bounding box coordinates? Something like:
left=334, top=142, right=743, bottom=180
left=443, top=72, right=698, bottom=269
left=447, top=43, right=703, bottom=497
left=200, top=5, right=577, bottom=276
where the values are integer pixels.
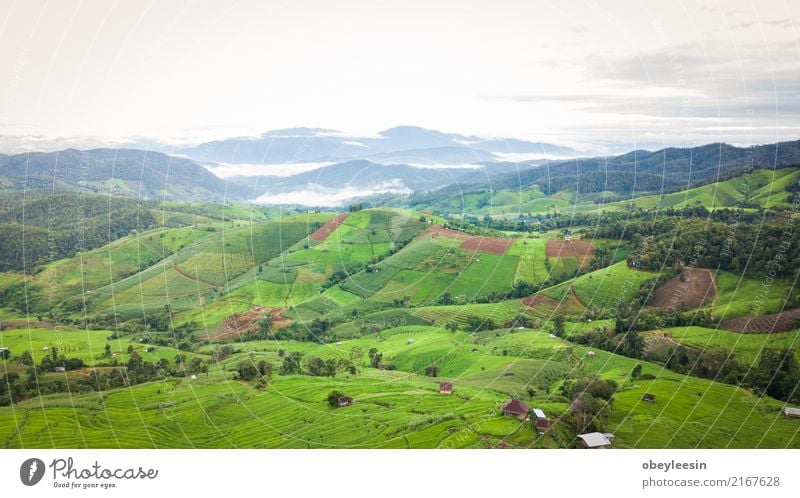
left=0, top=347, right=9, bottom=359
left=42, top=346, right=49, bottom=351
left=439, top=382, right=454, bottom=394
left=337, top=396, right=353, bottom=407
left=54, top=366, right=66, bottom=373
left=533, top=408, right=550, bottom=432
left=406, top=338, right=414, bottom=345
left=577, top=432, right=614, bottom=449
left=501, top=399, right=530, bottom=421
left=586, top=351, right=596, bottom=360
left=785, top=407, right=800, bottom=419
left=642, top=393, right=656, bottom=403
left=190, top=375, right=198, bottom=380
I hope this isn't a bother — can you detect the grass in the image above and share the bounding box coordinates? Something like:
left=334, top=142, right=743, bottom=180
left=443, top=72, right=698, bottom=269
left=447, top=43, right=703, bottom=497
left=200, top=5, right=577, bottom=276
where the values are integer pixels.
left=654, top=325, right=800, bottom=365
left=507, top=237, right=550, bottom=284
left=90, top=220, right=314, bottom=317
left=542, top=261, right=656, bottom=312
left=0, top=326, right=202, bottom=367
left=708, top=270, right=797, bottom=319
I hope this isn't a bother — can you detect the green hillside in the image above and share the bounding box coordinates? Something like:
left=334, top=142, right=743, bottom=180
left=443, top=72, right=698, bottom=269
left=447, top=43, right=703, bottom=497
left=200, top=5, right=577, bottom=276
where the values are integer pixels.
left=2, top=185, right=800, bottom=449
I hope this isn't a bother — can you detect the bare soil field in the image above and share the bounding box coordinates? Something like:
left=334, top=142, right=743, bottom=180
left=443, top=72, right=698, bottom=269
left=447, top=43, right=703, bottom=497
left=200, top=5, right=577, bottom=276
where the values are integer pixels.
left=309, top=213, right=348, bottom=241
left=417, top=224, right=472, bottom=241
left=545, top=239, right=594, bottom=268
left=204, top=306, right=290, bottom=341
left=651, top=268, right=716, bottom=310
left=459, top=236, right=513, bottom=255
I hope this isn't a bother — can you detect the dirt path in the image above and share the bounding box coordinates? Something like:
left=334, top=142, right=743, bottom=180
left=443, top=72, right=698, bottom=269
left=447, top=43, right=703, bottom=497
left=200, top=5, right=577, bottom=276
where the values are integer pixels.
left=172, top=263, right=221, bottom=288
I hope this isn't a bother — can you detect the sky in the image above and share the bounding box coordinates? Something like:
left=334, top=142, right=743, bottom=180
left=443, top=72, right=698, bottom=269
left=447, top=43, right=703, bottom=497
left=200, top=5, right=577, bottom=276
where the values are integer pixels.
left=0, top=0, right=798, bottom=151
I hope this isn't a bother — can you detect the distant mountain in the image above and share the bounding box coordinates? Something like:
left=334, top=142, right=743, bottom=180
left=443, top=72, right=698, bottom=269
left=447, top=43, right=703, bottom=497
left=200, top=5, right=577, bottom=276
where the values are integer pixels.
left=468, top=138, right=575, bottom=155
left=238, top=159, right=475, bottom=193
left=177, top=125, right=575, bottom=165
left=364, top=146, right=498, bottom=165
left=0, top=148, right=247, bottom=201
left=409, top=139, right=800, bottom=207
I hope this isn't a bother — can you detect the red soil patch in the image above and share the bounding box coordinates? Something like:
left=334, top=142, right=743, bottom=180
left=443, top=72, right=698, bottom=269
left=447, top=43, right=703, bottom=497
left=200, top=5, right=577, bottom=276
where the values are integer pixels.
left=203, top=306, right=290, bottom=341
left=418, top=224, right=511, bottom=254
left=566, top=285, right=586, bottom=308
left=722, top=307, right=800, bottom=333
left=650, top=268, right=716, bottom=310
left=417, top=224, right=472, bottom=241
left=459, top=236, right=513, bottom=255
left=309, top=213, right=348, bottom=242
left=545, top=239, right=595, bottom=268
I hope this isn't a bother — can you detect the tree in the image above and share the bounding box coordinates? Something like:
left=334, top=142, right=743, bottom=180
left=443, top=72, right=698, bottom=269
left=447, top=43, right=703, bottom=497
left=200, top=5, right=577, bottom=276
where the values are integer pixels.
left=553, top=315, right=566, bottom=336
left=189, top=357, right=207, bottom=374
left=621, top=330, right=644, bottom=358
left=368, top=348, right=383, bottom=369
left=257, top=360, right=273, bottom=380
left=237, top=360, right=259, bottom=381
left=306, top=356, right=336, bottom=377
left=280, top=352, right=303, bottom=375
left=19, top=351, right=33, bottom=366
left=126, top=351, right=143, bottom=371
left=327, top=390, right=346, bottom=407
left=631, top=363, right=643, bottom=380
left=424, top=365, right=440, bottom=377
left=258, top=315, right=272, bottom=338
left=104, top=343, right=111, bottom=357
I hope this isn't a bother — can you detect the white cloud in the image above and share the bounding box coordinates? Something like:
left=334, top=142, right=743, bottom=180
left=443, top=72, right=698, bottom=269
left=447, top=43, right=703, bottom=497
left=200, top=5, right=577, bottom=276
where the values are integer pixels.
left=252, top=180, right=411, bottom=207
left=204, top=162, right=334, bottom=178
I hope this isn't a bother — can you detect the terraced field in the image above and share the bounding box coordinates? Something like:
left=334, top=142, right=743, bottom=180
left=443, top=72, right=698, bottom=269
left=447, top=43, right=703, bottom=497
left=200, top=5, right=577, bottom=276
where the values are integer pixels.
left=3, top=200, right=800, bottom=450
left=3, top=326, right=798, bottom=448
left=541, top=261, right=656, bottom=313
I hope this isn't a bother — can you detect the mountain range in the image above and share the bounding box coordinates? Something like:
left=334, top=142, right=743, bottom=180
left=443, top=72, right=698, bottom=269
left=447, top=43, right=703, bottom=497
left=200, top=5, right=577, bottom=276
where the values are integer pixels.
left=176, top=125, right=575, bottom=165
left=1, top=128, right=799, bottom=207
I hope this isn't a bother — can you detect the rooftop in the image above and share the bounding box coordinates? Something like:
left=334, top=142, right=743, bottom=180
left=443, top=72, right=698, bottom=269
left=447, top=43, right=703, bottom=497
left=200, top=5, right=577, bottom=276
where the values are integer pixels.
left=501, top=399, right=530, bottom=415
left=578, top=432, right=612, bottom=448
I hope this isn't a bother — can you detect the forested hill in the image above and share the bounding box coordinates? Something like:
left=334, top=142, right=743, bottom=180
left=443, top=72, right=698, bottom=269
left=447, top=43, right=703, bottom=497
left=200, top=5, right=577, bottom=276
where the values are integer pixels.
left=410, top=139, right=800, bottom=203
left=0, top=148, right=248, bottom=201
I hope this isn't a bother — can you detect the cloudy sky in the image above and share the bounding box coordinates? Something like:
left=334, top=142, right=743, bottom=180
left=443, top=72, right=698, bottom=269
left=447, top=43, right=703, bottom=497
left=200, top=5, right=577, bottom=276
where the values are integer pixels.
left=0, top=0, right=798, bottom=151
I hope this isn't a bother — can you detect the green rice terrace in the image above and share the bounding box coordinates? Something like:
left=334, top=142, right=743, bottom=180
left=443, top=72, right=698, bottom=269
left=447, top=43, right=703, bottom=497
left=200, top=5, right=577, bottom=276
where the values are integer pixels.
left=2, top=190, right=800, bottom=449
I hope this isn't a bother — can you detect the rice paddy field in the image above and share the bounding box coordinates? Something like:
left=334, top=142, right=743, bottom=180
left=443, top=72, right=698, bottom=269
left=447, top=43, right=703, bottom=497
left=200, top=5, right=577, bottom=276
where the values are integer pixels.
left=3, top=205, right=800, bottom=450
left=2, top=325, right=798, bottom=448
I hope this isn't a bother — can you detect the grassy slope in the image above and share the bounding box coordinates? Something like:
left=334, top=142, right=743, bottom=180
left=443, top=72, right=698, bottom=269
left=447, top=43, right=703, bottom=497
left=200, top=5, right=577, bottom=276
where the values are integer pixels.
left=2, top=326, right=797, bottom=448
